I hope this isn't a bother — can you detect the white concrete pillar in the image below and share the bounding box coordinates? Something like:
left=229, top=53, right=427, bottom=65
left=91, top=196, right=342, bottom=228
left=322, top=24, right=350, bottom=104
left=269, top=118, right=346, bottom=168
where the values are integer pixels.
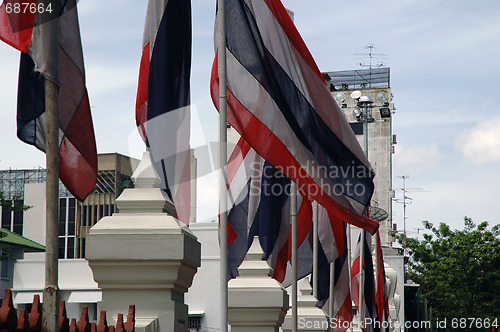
left=86, top=152, right=201, bottom=332
left=228, top=236, right=289, bottom=332
left=282, top=279, right=329, bottom=332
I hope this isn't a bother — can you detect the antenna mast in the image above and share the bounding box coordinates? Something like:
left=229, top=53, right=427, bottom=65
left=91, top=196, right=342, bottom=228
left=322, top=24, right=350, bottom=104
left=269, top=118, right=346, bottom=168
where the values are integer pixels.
left=355, top=44, right=387, bottom=87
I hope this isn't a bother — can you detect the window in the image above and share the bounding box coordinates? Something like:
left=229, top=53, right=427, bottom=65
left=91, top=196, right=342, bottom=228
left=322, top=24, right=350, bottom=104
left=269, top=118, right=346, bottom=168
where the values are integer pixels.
left=59, top=198, right=76, bottom=259
left=1, top=206, right=12, bottom=230
left=67, top=237, right=75, bottom=259
left=68, top=198, right=76, bottom=236
left=1, top=257, right=9, bottom=279
left=349, top=122, right=364, bottom=135
left=1, top=200, right=24, bottom=235
left=188, top=316, right=202, bottom=331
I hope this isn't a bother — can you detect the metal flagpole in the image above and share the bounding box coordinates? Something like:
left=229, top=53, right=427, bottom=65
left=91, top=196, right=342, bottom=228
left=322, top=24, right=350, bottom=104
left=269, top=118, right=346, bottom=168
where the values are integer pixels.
left=217, top=0, right=228, bottom=331
left=359, top=230, right=365, bottom=326
left=291, top=182, right=298, bottom=332
left=358, top=113, right=370, bottom=328
left=374, top=231, right=379, bottom=304
left=312, top=201, right=319, bottom=299
left=329, top=262, right=335, bottom=326
left=42, top=78, right=60, bottom=332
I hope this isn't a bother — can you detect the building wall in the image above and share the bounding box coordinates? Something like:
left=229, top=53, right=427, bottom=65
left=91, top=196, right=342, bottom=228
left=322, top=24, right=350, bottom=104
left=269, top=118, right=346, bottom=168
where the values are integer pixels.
left=185, top=222, right=221, bottom=332
left=12, top=258, right=100, bottom=320
left=23, top=183, right=46, bottom=245
left=333, top=87, right=395, bottom=246
left=13, top=181, right=101, bottom=316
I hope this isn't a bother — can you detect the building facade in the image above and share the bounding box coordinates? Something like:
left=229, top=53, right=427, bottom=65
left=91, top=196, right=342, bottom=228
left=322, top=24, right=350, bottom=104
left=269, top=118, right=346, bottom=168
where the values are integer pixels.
left=325, top=67, right=396, bottom=246
left=0, top=153, right=138, bottom=259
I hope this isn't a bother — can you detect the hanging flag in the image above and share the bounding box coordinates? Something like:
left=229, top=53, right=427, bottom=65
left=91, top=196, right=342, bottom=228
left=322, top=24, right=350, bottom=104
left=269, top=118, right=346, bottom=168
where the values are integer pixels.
left=211, top=0, right=378, bottom=234
left=313, top=204, right=345, bottom=306
left=317, top=204, right=345, bottom=262
left=316, top=222, right=353, bottom=332
left=0, top=0, right=97, bottom=201
left=135, top=0, right=192, bottom=224
left=225, top=137, right=313, bottom=281
left=351, top=231, right=380, bottom=332
left=376, top=231, right=390, bottom=331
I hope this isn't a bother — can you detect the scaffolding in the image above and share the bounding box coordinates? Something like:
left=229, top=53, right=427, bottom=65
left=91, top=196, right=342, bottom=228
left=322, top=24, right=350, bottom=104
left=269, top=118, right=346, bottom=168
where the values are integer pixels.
left=0, top=168, right=71, bottom=200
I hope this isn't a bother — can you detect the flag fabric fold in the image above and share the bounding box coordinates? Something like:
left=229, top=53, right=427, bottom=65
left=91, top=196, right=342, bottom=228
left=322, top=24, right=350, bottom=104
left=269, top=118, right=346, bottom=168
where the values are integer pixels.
left=316, top=221, right=353, bottom=332
left=0, top=0, right=97, bottom=201
left=376, top=231, right=390, bottom=331
left=351, top=231, right=380, bottom=332
left=211, top=0, right=378, bottom=234
left=225, top=137, right=313, bottom=282
left=135, top=0, right=192, bottom=225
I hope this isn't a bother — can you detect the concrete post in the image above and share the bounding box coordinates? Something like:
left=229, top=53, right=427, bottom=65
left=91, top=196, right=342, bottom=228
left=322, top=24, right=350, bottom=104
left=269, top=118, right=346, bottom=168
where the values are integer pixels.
left=282, top=279, right=329, bottom=332
left=86, top=152, right=201, bottom=332
left=228, top=236, right=289, bottom=332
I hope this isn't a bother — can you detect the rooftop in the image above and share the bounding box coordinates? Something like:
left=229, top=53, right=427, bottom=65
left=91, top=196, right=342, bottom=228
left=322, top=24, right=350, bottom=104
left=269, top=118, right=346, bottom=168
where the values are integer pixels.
left=324, top=67, right=390, bottom=90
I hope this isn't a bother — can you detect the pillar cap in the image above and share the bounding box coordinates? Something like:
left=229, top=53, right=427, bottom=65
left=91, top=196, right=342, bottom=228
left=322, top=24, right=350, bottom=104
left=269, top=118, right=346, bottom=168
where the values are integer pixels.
left=237, top=236, right=273, bottom=278
left=116, top=151, right=176, bottom=215
left=132, top=151, right=161, bottom=189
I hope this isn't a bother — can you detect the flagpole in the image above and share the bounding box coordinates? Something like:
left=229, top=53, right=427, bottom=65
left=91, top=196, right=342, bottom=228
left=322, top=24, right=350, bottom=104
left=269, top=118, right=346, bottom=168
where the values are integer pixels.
left=291, top=181, right=298, bottom=332
left=374, top=231, right=379, bottom=304
left=329, top=262, right=335, bottom=325
left=359, top=230, right=365, bottom=326
left=347, top=224, right=354, bottom=332
left=312, top=201, right=318, bottom=299
left=358, top=107, right=370, bottom=328
left=42, top=78, right=60, bottom=332
left=217, top=0, right=228, bottom=331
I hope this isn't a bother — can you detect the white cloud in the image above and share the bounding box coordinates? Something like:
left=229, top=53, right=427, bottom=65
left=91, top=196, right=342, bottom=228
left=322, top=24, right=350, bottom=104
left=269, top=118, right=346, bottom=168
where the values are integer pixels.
left=456, top=118, right=500, bottom=165
left=394, top=143, right=441, bottom=175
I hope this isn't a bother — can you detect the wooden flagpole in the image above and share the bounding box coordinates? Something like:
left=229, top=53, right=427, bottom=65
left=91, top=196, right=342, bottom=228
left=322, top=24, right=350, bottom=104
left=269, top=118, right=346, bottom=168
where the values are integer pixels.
left=217, top=0, right=228, bottom=330
left=42, top=78, right=60, bottom=332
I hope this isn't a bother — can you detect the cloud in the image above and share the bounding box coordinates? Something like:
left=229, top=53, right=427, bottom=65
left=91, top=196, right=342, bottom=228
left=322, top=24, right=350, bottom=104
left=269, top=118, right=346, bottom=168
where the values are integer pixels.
left=394, top=143, right=441, bottom=175
left=456, top=118, right=500, bottom=165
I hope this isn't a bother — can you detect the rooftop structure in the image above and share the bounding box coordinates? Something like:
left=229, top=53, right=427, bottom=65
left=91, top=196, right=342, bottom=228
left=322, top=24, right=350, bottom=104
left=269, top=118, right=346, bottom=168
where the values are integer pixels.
left=325, top=67, right=390, bottom=90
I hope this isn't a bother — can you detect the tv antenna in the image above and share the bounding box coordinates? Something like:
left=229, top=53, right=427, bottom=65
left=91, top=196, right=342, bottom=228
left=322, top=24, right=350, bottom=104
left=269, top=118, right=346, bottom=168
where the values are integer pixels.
left=393, top=175, right=428, bottom=253
left=354, top=44, right=388, bottom=87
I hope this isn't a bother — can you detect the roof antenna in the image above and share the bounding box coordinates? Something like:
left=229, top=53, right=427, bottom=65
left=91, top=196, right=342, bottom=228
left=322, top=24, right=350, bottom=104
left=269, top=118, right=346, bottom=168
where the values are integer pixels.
left=354, top=44, right=388, bottom=87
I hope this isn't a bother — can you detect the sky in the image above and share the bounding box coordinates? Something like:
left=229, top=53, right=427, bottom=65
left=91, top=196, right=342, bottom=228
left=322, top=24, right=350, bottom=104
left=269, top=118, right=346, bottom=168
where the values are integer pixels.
left=1, top=0, right=500, bottom=236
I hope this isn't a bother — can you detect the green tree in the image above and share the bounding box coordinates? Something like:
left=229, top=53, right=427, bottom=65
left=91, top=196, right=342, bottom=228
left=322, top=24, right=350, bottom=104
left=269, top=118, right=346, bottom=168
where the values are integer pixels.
left=403, top=217, right=500, bottom=331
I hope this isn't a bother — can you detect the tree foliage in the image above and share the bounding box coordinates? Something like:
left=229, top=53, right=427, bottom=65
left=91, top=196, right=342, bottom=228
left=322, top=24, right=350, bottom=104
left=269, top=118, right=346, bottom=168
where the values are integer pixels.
left=403, top=217, right=500, bottom=329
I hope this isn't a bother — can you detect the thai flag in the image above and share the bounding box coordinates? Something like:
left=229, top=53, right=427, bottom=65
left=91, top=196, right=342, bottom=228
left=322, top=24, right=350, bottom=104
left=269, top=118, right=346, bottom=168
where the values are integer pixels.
left=0, top=0, right=97, bottom=201
left=225, top=137, right=313, bottom=281
left=211, top=0, right=378, bottom=234
left=316, top=221, right=353, bottom=332
left=135, top=0, right=191, bottom=225
left=351, top=231, right=380, bottom=332
left=376, top=231, right=390, bottom=331
left=314, top=205, right=345, bottom=306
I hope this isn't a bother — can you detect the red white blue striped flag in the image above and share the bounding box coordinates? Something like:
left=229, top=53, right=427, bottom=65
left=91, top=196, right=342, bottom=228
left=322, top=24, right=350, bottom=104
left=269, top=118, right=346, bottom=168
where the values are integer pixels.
left=211, top=0, right=378, bottom=234
left=135, top=0, right=192, bottom=225
left=0, top=0, right=97, bottom=201
left=351, top=231, right=379, bottom=332
left=225, top=137, right=313, bottom=282
left=376, top=231, right=390, bottom=331
left=317, top=221, right=353, bottom=332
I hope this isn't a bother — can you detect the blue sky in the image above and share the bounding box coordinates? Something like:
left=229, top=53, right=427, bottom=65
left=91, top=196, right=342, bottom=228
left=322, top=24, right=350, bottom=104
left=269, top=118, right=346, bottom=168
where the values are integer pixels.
left=1, top=0, right=500, bottom=235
